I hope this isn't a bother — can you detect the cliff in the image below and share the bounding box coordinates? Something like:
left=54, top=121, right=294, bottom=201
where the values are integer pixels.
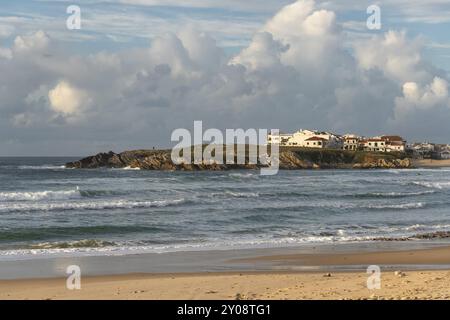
left=65, top=147, right=412, bottom=170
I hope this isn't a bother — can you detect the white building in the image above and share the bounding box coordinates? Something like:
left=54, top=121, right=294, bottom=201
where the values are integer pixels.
left=266, top=133, right=293, bottom=145
left=303, top=136, right=327, bottom=148
left=440, top=150, right=450, bottom=159
left=268, top=129, right=342, bottom=149
left=343, top=134, right=360, bottom=151
left=438, top=145, right=450, bottom=159
left=361, top=139, right=386, bottom=152
left=381, top=136, right=406, bottom=153
left=386, top=141, right=406, bottom=152
left=408, top=142, right=435, bottom=158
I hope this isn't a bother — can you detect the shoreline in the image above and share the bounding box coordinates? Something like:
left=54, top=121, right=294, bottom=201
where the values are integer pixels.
left=413, top=159, right=450, bottom=168
left=2, top=243, right=450, bottom=299
left=1, top=241, right=450, bottom=279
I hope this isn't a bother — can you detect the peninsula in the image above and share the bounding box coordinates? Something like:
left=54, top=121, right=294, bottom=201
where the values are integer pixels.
left=65, top=147, right=412, bottom=170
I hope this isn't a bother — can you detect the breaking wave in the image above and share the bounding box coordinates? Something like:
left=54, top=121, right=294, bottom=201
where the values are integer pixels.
left=365, top=202, right=426, bottom=210
left=349, top=190, right=436, bottom=199
left=0, top=198, right=188, bottom=212
left=17, top=165, right=66, bottom=170
left=0, top=189, right=82, bottom=201
left=412, top=181, right=450, bottom=189
left=212, top=191, right=259, bottom=198
left=27, top=239, right=116, bottom=249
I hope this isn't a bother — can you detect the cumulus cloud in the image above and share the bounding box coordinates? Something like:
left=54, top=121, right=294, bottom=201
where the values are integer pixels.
left=395, top=77, right=449, bottom=115
left=48, top=81, right=90, bottom=115
left=354, top=30, right=432, bottom=84
left=13, top=30, right=50, bottom=53
left=0, top=0, right=449, bottom=155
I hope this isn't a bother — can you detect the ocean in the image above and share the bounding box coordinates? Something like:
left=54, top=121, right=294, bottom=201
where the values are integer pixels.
left=1, top=157, right=450, bottom=261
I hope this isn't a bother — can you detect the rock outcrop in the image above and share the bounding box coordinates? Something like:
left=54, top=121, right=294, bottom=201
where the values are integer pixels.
left=66, top=148, right=413, bottom=170
left=352, top=156, right=412, bottom=169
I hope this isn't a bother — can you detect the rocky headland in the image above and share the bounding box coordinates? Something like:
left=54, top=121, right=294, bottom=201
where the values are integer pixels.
left=65, top=147, right=412, bottom=170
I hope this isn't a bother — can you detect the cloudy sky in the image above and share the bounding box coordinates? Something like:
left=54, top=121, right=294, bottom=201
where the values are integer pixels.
left=1, top=0, right=450, bottom=156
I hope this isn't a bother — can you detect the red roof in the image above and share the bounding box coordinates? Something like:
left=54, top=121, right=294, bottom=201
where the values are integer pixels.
left=305, top=136, right=328, bottom=141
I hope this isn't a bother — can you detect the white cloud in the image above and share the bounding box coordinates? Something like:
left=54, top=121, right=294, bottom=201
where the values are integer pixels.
left=48, top=81, right=90, bottom=115
left=396, top=77, right=449, bottom=112
left=353, top=30, right=433, bottom=84
left=13, top=30, right=50, bottom=53
left=1, top=0, right=449, bottom=155
left=230, top=32, right=288, bottom=70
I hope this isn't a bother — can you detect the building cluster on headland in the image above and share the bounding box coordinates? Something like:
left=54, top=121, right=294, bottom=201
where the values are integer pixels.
left=267, top=129, right=450, bottom=160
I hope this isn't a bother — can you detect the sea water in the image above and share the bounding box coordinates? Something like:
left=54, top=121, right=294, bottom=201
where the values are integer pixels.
left=0, top=157, right=449, bottom=260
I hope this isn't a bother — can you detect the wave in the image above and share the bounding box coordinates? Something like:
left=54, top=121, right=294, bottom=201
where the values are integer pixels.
left=123, top=166, right=141, bottom=170
left=4, top=225, right=450, bottom=258
left=0, top=189, right=82, bottom=201
left=349, top=190, right=436, bottom=199
left=412, top=181, right=450, bottom=189
left=228, top=173, right=258, bottom=179
left=17, top=165, right=66, bottom=170
left=243, top=201, right=428, bottom=214
left=361, top=202, right=426, bottom=210
left=0, top=188, right=137, bottom=202
left=212, top=191, right=259, bottom=198
left=0, top=198, right=188, bottom=212
left=27, top=239, right=116, bottom=249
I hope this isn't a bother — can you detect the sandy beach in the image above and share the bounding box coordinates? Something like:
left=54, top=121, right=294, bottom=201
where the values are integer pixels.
left=2, top=270, right=450, bottom=300
left=2, top=245, right=450, bottom=300
left=413, top=159, right=450, bottom=168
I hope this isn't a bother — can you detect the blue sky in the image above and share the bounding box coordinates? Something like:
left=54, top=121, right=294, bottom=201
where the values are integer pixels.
left=1, top=0, right=449, bottom=71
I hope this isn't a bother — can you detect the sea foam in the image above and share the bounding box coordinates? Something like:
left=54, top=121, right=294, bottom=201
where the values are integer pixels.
left=0, top=189, right=81, bottom=201
left=0, top=198, right=187, bottom=212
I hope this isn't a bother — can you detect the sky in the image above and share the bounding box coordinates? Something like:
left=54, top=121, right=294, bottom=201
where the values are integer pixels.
left=1, top=0, right=450, bottom=156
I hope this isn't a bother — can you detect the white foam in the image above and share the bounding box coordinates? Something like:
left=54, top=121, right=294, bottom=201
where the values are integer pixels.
left=229, top=173, right=257, bottom=179
left=123, top=166, right=141, bottom=170
left=18, top=165, right=66, bottom=170
left=0, top=189, right=81, bottom=202
left=217, top=191, right=259, bottom=198
left=366, top=202, right=425, bottom=210
left=0, top=198, right=187, bottom=212
left=412, top=181, right=450, bottom=189
left=368, top=190, right=435, bottom=197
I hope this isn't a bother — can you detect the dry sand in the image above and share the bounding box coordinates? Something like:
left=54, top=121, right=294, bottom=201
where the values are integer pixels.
left=1, top=270, right=450, bottom=300
left=2, top=246, right=450, bottom=300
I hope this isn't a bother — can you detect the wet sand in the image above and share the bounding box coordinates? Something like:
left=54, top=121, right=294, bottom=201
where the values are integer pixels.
left=414, top=159, right=450, bottom=168
left=235, top=245, right=450, bottom=266
left=2, top=245, right=450, bottom=300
